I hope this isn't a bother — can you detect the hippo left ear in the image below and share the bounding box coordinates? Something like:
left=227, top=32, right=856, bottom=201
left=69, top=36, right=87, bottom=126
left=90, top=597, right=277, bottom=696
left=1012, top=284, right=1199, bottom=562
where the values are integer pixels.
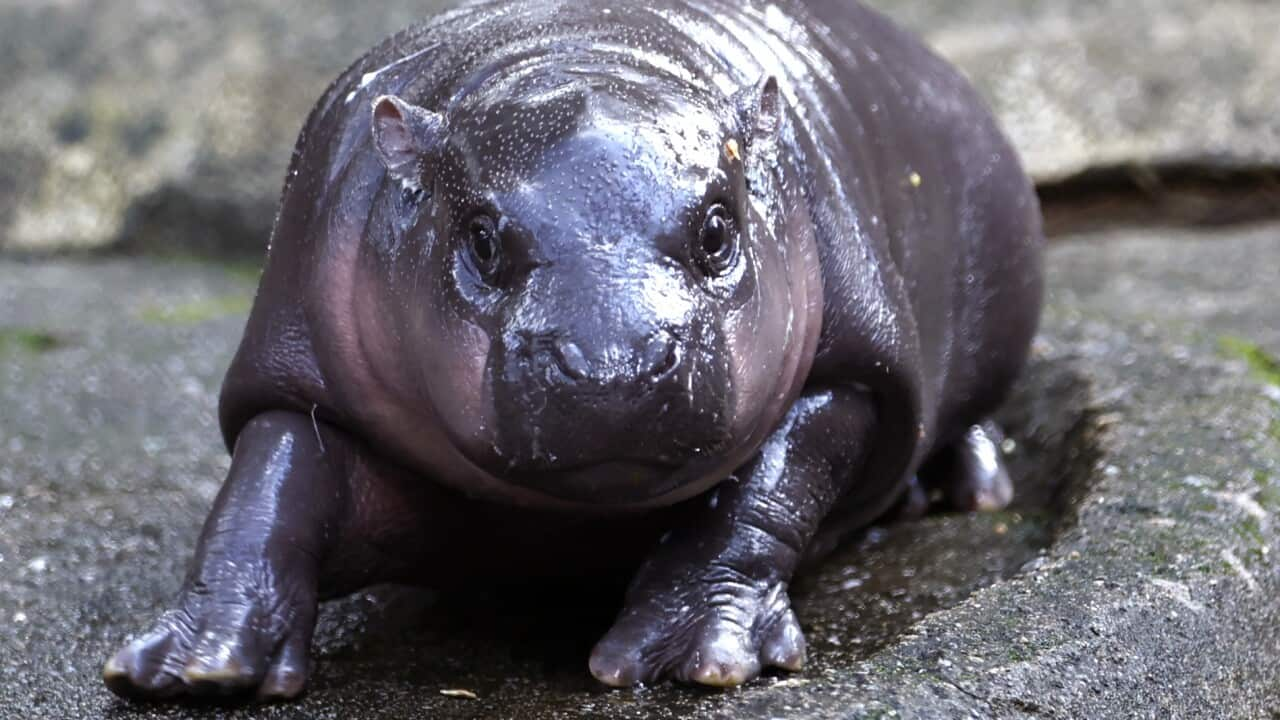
left=371, top=95, right=446, bottom=194
left=733, top=75, right=783, bottom=158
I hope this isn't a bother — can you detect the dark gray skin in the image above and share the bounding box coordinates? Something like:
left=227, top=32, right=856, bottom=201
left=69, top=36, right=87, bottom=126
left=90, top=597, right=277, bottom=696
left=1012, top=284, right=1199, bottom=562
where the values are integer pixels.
left=104, top=0, right=1042, bottom=700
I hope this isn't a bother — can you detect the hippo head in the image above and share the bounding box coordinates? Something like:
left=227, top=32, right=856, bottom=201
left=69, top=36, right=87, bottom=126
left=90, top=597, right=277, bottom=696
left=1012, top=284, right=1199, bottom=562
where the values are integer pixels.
left=366, top=67, right=817, bottom=506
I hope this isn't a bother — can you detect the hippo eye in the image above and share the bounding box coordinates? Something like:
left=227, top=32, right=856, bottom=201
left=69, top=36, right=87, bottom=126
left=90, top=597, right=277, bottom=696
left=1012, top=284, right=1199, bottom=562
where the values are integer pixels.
left=695, top=203, right=737, bottom=277
left=467, top=213, right=502, bottom=279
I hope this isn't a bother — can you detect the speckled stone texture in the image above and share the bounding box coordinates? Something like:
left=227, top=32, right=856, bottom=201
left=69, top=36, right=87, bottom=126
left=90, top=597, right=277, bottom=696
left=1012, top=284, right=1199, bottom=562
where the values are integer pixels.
left=1, top=0, right=1277, bottom=252
left=2, top=221, right=1278, bottom=718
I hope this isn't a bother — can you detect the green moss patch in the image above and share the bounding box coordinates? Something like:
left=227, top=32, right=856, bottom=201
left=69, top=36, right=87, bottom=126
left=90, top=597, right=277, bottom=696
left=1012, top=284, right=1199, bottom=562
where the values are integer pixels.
left=1219, top=336, right=1280, bottom=386
left=140, top=294, right=252, bottom=325
left=222, top=262, right=263, bottom=285
left=0, top=328, right=65, bottom=354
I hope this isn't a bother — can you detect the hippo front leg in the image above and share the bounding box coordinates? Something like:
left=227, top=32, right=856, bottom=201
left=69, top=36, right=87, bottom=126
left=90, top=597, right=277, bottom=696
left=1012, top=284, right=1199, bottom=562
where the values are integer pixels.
left=104, top=411, right=351, bottom=701
left=590, top=388, right=881, bottom=687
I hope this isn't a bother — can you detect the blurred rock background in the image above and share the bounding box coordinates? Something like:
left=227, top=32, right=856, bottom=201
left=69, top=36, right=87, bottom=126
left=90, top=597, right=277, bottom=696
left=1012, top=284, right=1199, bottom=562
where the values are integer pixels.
left=1, top=0, right=1277, bottom=255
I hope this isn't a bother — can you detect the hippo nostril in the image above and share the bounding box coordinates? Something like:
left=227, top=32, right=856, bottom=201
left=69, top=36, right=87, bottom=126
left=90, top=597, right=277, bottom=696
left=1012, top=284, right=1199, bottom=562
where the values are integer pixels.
left=551, top=339, right=590, bottom=381
left=642, top=332, right=680, bottom=380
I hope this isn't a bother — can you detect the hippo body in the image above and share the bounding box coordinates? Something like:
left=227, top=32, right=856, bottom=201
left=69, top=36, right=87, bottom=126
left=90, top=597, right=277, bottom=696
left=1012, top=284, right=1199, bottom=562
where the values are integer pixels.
left=106, top=0, right=1042, bottom=699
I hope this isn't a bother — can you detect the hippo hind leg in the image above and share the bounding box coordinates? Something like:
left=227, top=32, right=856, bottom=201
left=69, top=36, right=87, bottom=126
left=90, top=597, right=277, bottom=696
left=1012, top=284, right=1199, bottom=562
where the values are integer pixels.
left=801, top=420, right=1013, bottom=568
left=919, top=420, right=1014, bottom=513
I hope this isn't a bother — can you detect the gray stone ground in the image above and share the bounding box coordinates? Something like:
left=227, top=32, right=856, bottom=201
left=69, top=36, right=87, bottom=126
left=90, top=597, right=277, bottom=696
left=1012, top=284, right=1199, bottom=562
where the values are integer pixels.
left=2, top=222, right=1278, bottom=718
left=3, top=0, right=1277, bottom=252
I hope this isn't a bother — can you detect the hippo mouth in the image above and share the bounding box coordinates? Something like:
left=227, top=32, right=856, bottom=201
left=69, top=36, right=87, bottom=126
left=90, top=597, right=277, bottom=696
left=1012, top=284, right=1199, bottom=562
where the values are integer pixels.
left=500, top=458, right=698, bottom=505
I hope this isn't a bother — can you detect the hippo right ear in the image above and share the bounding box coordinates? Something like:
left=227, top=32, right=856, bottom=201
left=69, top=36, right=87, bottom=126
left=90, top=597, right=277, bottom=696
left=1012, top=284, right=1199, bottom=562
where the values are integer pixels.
left=734, top=75, right=783, bottom=157
left=371, top=95, right=446, bottom=194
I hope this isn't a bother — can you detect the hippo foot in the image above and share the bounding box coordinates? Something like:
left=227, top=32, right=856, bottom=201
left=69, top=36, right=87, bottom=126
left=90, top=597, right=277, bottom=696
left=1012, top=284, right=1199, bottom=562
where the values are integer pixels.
left=920, top=420, right=1014, bottom=513
left=943, top=421, right=1014, bottom=512
left=103, top=569, right=317, bottom=702
left=589, top=576, right=805, bottom=687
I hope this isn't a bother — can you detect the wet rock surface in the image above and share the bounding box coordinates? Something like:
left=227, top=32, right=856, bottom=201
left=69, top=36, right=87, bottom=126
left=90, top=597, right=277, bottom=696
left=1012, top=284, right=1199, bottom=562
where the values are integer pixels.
left=2, top=222, right=1278, bottom=718
left=2, top=0, right=1277, bottom=253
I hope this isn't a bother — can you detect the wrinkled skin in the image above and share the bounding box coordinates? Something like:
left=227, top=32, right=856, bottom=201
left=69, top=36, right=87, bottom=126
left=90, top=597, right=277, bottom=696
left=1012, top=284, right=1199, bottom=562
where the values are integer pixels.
left=105, top=0, right=1043, bottom=701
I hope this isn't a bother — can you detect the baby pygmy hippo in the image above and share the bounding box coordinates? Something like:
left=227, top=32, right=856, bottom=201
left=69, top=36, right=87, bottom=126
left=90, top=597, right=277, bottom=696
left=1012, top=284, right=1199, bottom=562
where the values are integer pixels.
left=105, top=0, right=1042, bottom=701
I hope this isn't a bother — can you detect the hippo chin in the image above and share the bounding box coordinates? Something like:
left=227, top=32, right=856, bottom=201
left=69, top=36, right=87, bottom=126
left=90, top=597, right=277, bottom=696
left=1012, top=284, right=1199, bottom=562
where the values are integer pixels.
left=105, top=0, right=1043, bottom=701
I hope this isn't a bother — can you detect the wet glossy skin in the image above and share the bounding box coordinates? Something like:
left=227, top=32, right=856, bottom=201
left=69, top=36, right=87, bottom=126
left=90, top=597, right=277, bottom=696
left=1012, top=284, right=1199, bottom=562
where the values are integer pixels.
left=104, top=0, right=1043, bottom=700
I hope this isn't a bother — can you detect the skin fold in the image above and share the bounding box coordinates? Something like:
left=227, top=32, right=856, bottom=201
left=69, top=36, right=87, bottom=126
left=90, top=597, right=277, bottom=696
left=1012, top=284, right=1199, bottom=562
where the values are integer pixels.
left=104, top=0, right=1043, bottom=701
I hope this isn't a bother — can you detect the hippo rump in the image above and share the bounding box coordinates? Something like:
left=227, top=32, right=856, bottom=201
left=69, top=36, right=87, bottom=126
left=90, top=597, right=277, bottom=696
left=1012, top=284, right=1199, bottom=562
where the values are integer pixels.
left=105, top=0, right=1043, bottom=700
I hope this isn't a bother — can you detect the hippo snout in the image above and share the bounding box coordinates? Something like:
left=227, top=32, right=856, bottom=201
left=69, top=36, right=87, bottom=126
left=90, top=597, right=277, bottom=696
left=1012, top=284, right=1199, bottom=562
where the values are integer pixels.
left=520, top=330, right=680, bottom=386
left=489, top=321, right=729, bottom=487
